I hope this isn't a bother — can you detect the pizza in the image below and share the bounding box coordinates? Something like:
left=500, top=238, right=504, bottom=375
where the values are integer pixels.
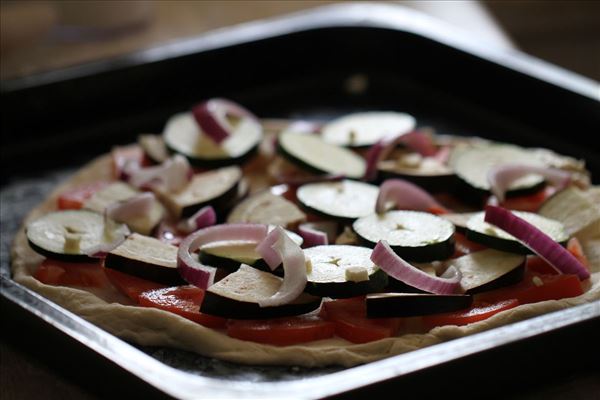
left=11, top=99, right=600, bottom=367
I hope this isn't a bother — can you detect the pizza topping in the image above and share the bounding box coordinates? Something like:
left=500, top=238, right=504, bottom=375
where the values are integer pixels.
left=375, top=178, right=449, bottom=214
left=83, top=220, right=130, bottom=258
left=177, top=205, right=217, bottom=233
left=366, top=293, right=473, bottom=317
left=487, top=163, right=571, bottom=202
left=105, top=233, right=183, bottom=285
left=256, top=227, right=307, bottom=307
left=466, top=210, right=569, bottom=254
left=363, top=128, right=437, bottom=181
left=321, top=111, right=415, bottom=148
left=26, top=210, right=128, bottom=262
left=178, top=223, right=268, bottom=288
left=192, top=98, right=259, bottom=145
left=298, top=223, right=329, bottom=247
left=106, top=192, right=156, bottom=221
left=227, top=191, right=306, bottom=229
left=353, top=210, right=455, bottom=262
left=450, top=144, right=548, bottom=197
left=226, top=315, right=335, bottom=346
left=448, top=249, right=526, bottom=294
left=126, top=154, right=192, bottom=193
left=278, top=131, right=366, bottom=178
left=163, top=112, right=262, bottom=168
left=303, top=245, right=387, bottom=298
left=201, top=265, right=320, bottom=319
left=155, top=165, right=242, bottom=218
left=370, top=240, right=462, bottom=294
left=138, top=134, right=169, bottom=163
left=297, top=180, right=379, bottom=221
left=484, top=206, right=590, bottom=280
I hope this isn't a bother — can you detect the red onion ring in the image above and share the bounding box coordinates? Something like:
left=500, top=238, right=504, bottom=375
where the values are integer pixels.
left=370, top=240, right=461, bottom=294
left=177, top=206, right=217, bottom=233
left=375, top=178, right=449, bottom=214
left=484, top=205, right=590, bottom=280
left=177, top=224, right=268, bottom=288
left=106, top=192, right=156, bottom=222
left=255, top=228, right=282, bottom=270
left=192, top=98, right=258, bottom=144
left=487, top=164, right=571, bottom=202
left=256, top=227, right=308, bottom=307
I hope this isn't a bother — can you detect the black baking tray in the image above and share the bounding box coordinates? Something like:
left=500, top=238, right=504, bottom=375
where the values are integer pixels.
left=1, top=3, right=599, bottom=399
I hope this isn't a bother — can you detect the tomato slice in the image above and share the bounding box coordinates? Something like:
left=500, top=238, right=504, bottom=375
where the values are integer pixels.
left=423, top=299, right=520, bottom=329
left=138, top=286, right=226, bottom=328
left=477, top=272, right=584, bottom=305
left=34, top=258, right=110, bottom=288
left=105, top=268, right=167, bottom=302
left=227, top=315, right=335, bottom=346
left=453, top=231, right=487, bottom=257
left=320, top=297, right=401, bottom=343
left=57, top=181, right=110, bottom=210
left=498, top=186, right=556, bottom=212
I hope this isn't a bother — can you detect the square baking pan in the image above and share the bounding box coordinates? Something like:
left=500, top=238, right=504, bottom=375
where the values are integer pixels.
left=1, top=3, right=599, bottom=399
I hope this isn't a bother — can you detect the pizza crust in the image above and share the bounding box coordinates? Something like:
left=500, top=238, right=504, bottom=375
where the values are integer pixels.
left=10, top=154, right=600, bottom=368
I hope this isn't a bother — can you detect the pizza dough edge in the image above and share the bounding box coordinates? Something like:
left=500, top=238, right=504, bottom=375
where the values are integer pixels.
left=9, top=154, right=600, bottom=368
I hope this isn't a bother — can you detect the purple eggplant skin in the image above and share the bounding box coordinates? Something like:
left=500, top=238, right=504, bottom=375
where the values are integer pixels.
left=366, top=293, right=473, bottom=318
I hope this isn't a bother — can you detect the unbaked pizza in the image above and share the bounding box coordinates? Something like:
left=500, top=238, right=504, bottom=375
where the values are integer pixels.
left=11, top=98, right=600, bottom=367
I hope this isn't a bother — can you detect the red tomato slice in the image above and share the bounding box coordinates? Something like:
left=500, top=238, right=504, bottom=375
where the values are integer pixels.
left=498, top=186, right=556, bottom=212
left=476, top=272, right=584, bottom=305
left=105, top=268, right=167, bottom=302
left=34, top=258, right=110, bottom=288
left=138, top=286, right=226, bottom=328
left=423, top=299, right=519, bottom=329
left=453, top=232, right=487, bottom=257
left=320, top=297, right=401, bottom=343
left=227, top=315, right=335, bottom=346
left=57, top=181, right=111, bottom=210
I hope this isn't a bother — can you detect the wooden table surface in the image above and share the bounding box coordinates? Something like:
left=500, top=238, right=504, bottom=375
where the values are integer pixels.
left=1, top=1, right=599, bottom=399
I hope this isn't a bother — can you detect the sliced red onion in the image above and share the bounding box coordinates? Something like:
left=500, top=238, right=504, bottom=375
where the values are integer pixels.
left=375, top=178, right=449, bottom=214
left=300, top=221, right=338, bottom=244
left=106, top=192, right=155, bottom=222
left=371, top=241, right=460, bottom=294
left=177, top=206, right=217, bottom=233
left=127, top=155, right=192, bottom=192
left=484, top=205, right=590, bottom=280
left=433, top=145, right=452, bottom=164
left=398, top=129, right=438, bottom=157
left=371, top=240, right=461, bottom=294
left=363, top=129, right=438, bottom=181
left=84, top=220, right=130, bottom=258
left=255, top=228, right=282, bottom=270
left=487, top=164, right=571, bottom=202
left=298, top=224, right=329, bottom=247
left=192, top=98, right=258, bottom=144
left=177, top=224, right=268, bottom=288
left=256, top=227, right=308, bottom=307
